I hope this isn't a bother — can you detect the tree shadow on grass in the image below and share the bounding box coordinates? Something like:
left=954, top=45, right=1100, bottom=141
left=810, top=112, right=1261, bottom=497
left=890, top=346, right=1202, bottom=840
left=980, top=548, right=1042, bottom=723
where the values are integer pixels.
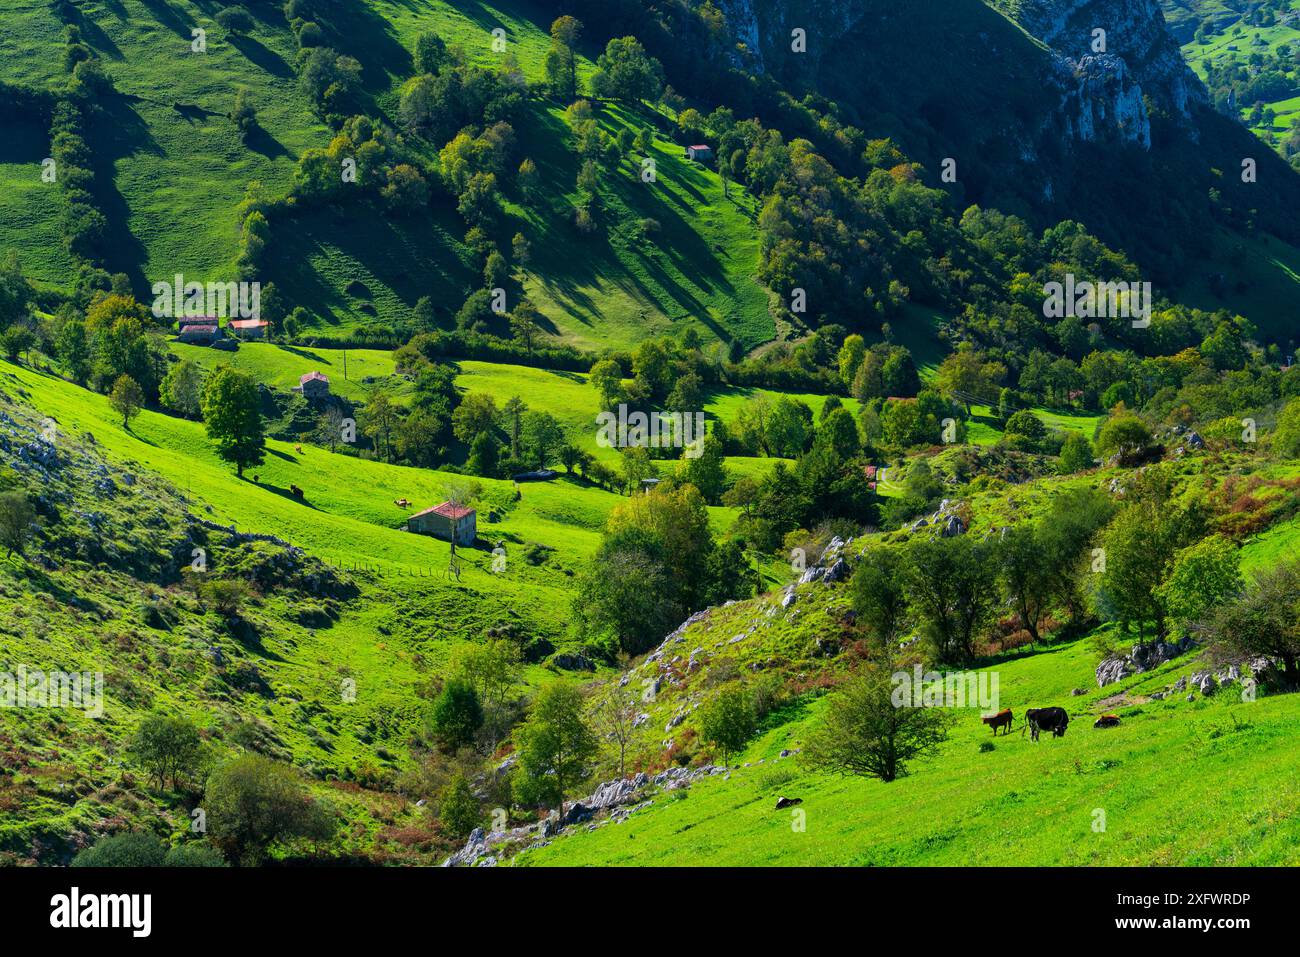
left=86, top=95, right=154, bottom=289
left=228, top=34, right=293, bottom=79
left=139, top=0, right=195, bottom=40
left=315, top=0, right=412, bottom=93
left=248, top=478, right=322, bottom=512
left=244, top=123, right=290, bottom=161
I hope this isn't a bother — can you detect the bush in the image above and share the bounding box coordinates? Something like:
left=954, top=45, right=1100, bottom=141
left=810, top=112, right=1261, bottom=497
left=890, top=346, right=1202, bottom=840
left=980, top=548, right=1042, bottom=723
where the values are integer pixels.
left=163, top=843, right=227, bottom=867
left=204, top=754, right=336, bottom=865
left=130, top=711, right=202, bottom=791
left=426, top=679, right=483, bottom=752
left=72, top=832, right=167, bottom=867
left=697, top=683, right=755, bottom=766
left=438, top=773, right=483, bottom=839
left=215, top=6, right=255, bottom=34
left=1058, top=431, right=1094, bottom=473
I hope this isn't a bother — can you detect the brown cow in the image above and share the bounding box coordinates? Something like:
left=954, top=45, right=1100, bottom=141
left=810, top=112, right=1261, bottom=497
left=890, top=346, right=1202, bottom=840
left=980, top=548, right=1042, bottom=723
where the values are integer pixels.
left=981, top=709, right=1013, bottom=735
left=1093, top=714, right=1120, bottom=729
left=290, top=484, right=304, bottom=499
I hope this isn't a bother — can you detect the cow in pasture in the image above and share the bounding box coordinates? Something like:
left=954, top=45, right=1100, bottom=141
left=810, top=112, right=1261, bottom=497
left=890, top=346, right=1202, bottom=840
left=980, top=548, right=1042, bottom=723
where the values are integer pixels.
left=295, top=444, right=303, bottom=454
left=1093, top=714, right=1120, bottom=729
left=1023, top=706, right=1069, bottom=741
left=290, top=484, right=304, bottom=499
left=981, top=709, right=1013, bottom=735
left=395, top=498, right=410, bottom=508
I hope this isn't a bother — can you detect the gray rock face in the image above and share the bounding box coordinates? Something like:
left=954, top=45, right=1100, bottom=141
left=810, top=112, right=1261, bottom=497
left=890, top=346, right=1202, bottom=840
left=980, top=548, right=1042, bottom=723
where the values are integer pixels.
left=1190, top=671, right=1218, bottom=696
left=442, top=765, right=724, bottom=866
left=551, top=652, right=595, bottom=672
left=1012, top=0, right=1205, bottom=123
left=1096, top=638, right=1196, bottom=687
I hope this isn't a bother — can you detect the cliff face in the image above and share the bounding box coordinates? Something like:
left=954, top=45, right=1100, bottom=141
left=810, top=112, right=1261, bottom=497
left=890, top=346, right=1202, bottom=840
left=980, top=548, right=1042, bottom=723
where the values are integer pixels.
left=1011, top=0, right=1207, bottom=119
left=716, top=0, right=1205, bottom=152
left=707, top=0, right=1300, bottom=260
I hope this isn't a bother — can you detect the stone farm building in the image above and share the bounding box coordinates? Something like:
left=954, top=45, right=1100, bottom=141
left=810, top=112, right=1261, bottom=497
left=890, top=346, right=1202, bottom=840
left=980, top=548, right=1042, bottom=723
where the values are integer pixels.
left=293, top=371, right=330, bottom=398
left=408, top=502, right=476, bottom=546
left=229, top=318, right=269, bottom=340
left=176, top=317, right=223, bottom=344
left=685, top=144, right=712, bottom=161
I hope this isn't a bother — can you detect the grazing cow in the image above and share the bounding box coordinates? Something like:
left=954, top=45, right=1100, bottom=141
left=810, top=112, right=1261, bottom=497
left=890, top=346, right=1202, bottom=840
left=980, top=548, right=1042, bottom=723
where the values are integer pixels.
left=394, top=498, right=410, bottom=508
left=981, top=709, right=1013, bottom=735
left=290, top=484, right=304, bottom=499
left=1023, top=706, right=1069, bottom=741
left=253, top=474, right=260, bottom=483
left=295, top=444, right=303, bottom=454
left=774, top=796, right=802, bottom=810
left=1093, top=714, right=1121, bottom=729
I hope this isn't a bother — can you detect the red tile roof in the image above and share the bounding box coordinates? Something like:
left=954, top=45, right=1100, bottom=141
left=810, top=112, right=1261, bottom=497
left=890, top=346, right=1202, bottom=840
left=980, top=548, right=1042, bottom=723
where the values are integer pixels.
left=230, top=319, right=268, bottom=329
left=411, top=501, right=475, bottom=521
left=299, top=371, right=329, bottom=384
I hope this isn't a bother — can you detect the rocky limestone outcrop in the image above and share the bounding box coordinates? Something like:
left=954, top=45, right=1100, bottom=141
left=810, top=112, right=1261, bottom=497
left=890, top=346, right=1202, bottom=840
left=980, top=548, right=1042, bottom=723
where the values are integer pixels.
left=909, top=500, right=967, bottom=538
left=1096, top=637, right=1196, bottom=686
left=441, top=765, right=727, bottom=867
left=1011, top=0, right=1206, bottom=121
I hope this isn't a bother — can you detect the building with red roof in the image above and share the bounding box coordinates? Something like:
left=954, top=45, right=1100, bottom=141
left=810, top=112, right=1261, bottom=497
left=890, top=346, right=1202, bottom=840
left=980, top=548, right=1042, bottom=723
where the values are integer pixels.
left=407, top=501, right=476, bottom=545
left=229, top=318, right=269, bottom=340
left=175, top=317, right=224, bottom=345
left=293, top=371, right=330, bottom=398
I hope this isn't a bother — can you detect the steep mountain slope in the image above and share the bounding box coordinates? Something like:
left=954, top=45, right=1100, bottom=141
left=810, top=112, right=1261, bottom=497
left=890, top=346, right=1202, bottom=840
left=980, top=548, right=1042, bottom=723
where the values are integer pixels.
left=0, top=0, right=773, bottom=349
left=707, top=0, right=1300, bottom=290
left=506, top=519, right=1300, bottom=867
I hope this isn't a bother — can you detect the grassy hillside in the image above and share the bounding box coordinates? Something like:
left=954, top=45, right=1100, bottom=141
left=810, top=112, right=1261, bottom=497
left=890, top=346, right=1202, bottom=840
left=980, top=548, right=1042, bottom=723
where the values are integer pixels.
left=0, top=0, right=774, bottom=351
left=1177, top=1, right=1300, bottom=157
left=520, top=643, right=1300, bottom=865
left=516, top=541, right=1300, bottom=866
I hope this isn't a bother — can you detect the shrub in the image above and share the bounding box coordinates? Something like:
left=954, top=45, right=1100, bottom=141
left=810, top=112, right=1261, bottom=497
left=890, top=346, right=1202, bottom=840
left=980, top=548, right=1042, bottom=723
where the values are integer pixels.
left=163, top=843, right=227, bottom=867
left=696, top=683, right=755, bottom=766
left=130, top=711, right=202, bottom=791
left=72, top=832, right=167, bottom=867
left=426, top=679, right=483, bottom=752
left=204, top=754, right=336, bottom=865
left=438, top=773, right=482, bottom=839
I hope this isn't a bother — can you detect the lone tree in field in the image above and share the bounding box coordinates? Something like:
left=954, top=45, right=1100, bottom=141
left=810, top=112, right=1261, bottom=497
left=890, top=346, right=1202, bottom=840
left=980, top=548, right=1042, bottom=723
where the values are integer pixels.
left=1203, top=557, right=1300, bottom=690
left=593, top=683, right=640, bottom=778
left=697, top=683, right=755, bottom=766
left=590, top=36, right=663, bottom=104
left=512, top=682, right=596, bottom=810
left=544, top=16, right=583, bottom=101
left=215, top=5, right=254, bottom=35
left=200, top=366, right=265, bottom=477
left=0, top=490, right=37, bottom=559
left=131, top=711, right=202, bottom=791
left=801, top=666, right=950, bottom=784
left=109, top=373, right=143, bottom=429
left=204, top=754, right=336, bottom=866
left=426, top=678, right=483, bottom=752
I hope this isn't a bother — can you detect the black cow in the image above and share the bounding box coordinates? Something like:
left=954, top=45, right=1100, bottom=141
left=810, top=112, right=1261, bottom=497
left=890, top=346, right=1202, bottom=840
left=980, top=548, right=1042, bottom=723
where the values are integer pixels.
left=1023, top=706, right=1069, bottom=741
